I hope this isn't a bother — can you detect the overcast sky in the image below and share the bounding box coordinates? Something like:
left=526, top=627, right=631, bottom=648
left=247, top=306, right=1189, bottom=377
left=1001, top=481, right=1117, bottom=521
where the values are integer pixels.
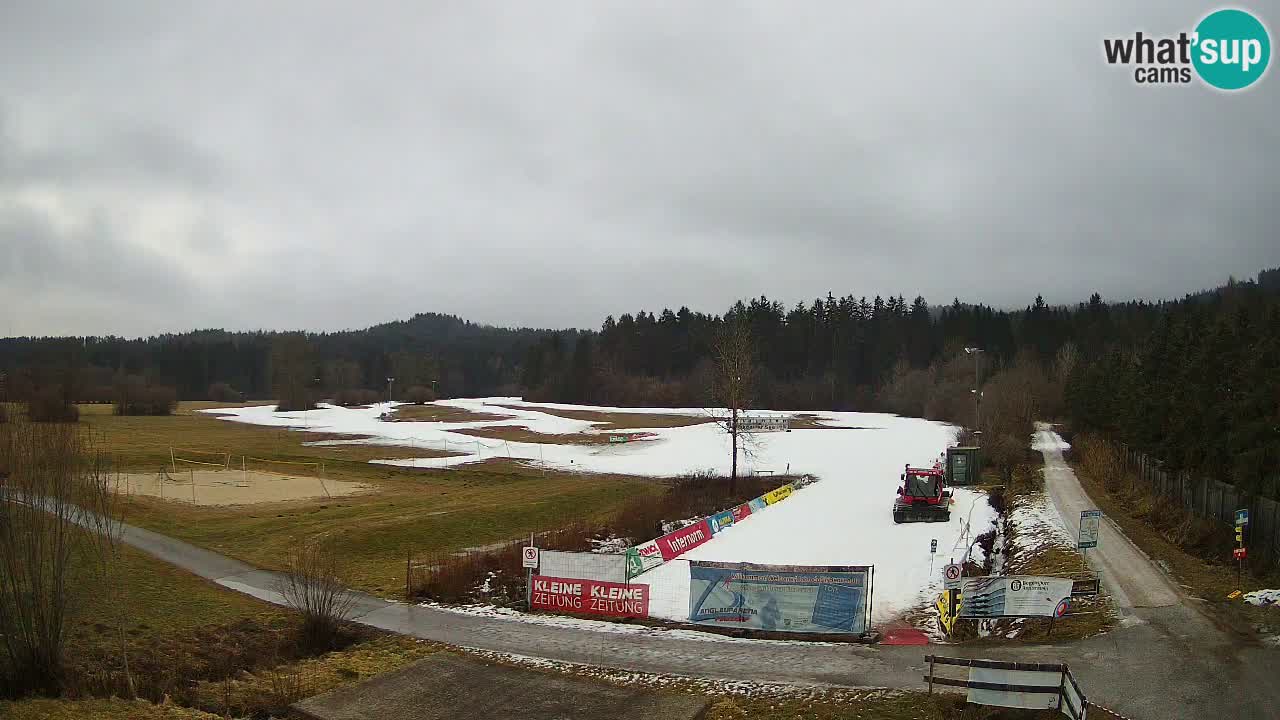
left=2, top=2, right=1276, bottom=337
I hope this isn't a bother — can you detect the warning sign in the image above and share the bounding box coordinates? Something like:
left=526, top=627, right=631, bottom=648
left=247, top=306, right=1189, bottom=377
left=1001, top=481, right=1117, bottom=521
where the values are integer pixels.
left=943, top=563, right=963, bottom=590
left=522, top=546, right=539, bottom=569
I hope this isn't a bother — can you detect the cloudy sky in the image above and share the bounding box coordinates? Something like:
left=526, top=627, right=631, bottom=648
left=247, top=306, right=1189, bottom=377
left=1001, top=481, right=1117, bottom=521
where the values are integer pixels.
left=2, top=2, right=1276, bottom=337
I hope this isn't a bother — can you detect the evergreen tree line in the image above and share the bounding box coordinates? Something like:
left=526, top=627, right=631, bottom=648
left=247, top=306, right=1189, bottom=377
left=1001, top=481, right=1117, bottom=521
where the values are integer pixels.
left=2, top=270, right=1276, bottom=491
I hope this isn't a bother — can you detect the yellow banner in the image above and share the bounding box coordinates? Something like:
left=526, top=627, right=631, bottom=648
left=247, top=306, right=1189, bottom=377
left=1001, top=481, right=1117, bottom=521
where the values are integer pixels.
left=763, top=484, right=793, bottom=505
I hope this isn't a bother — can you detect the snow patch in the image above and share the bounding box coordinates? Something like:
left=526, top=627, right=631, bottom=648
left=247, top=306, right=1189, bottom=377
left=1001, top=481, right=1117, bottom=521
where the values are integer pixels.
left=1244, top=589, right=1280, bottom=608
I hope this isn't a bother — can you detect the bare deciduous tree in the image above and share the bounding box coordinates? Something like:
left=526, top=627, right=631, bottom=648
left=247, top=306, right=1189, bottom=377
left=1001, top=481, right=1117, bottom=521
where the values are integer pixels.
left=0, top=417, right=116, bottom=695
left=708, top=317, right=758, bottom=492
left=277, top=537, right=356, bottom=648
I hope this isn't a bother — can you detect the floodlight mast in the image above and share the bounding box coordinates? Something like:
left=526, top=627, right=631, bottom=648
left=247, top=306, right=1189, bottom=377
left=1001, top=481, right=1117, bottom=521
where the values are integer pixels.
left=963, top=348, right=983, bottom=442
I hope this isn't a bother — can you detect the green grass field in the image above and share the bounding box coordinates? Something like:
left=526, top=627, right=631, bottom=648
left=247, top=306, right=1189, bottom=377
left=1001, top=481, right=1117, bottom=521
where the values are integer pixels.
left=84, top=403, right=661, bottom=596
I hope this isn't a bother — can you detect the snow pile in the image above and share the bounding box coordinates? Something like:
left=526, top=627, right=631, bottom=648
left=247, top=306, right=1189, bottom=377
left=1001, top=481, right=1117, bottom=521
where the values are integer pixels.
left=1244, top=589, right=1280, bottom=608
left=204, top=397, right=996, bottom=624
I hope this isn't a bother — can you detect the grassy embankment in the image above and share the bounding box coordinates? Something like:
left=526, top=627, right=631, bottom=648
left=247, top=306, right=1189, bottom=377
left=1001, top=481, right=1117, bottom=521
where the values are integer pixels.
left=3, top=535, right=439, bottom=718
left=1065, top=431, right=1279, bottom=636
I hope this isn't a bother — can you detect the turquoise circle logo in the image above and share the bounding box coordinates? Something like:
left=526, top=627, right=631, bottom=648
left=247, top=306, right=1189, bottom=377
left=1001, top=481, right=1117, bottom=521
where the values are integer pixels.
left=1192, top=9, right=1271, bottom=90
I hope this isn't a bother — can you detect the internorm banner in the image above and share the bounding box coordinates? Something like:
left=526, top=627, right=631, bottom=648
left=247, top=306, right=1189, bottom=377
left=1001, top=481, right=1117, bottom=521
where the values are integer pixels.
left=626, top=483, right=797, bottom=577
left=688, top=561, right=870, bottom=634
left=655, top=518, right=712, bottom=561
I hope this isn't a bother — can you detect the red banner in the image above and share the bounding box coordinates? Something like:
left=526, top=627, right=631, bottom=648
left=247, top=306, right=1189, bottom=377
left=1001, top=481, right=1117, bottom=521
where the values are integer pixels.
left=656, top=518, right=712, bottom=561
left=530, top=576, right=649, bottom=618
left=730, top=503, right=753, bottom=523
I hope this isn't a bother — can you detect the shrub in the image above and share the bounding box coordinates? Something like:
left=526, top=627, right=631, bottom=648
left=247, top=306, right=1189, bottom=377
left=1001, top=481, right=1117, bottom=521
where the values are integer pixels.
left=26, top=387, right=79, bottom=423
left=401, top=385, right=436, bottom=404
left=208, top=382, right=242, bottom=403
left=113, top=376, right=177, bottom=416
left=278, top=539, right=356, bottom=649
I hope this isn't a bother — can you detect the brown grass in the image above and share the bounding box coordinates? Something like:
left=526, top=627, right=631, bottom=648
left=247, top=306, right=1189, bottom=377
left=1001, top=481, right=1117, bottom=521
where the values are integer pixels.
left=489, top=404, right=713, bottom=430
left=389, top=404, right=515, bottom=423
left=449, top=425, right=656, bottom=446
left=1070, top=434, right=1279, bottom=636
left=413, top=473, right=791, bottom=604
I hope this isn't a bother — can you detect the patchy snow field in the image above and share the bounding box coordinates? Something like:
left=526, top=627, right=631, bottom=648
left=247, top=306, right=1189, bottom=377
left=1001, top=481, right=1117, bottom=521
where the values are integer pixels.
left=203, top=398, right=996, bottom=624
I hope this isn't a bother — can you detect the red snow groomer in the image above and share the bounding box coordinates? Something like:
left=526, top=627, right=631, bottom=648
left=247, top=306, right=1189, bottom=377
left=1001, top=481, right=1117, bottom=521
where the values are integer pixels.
left=892, top=463, right=953, bottom=524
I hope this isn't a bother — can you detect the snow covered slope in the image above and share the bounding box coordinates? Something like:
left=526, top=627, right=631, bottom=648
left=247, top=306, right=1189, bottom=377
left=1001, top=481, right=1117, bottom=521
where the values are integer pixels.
left=203, top=398, right=995, bottom=623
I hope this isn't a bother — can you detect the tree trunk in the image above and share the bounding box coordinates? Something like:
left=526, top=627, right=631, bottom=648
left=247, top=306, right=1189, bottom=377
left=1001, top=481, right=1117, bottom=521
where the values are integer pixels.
left=730, top=407, right=738, bottom=493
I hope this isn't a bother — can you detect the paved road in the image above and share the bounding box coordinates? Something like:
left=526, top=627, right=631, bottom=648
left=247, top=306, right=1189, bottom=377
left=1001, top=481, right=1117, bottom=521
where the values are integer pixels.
left=1035, top=423, right=1180, bottom=611
left=114, top=442, right=1280, bottom=720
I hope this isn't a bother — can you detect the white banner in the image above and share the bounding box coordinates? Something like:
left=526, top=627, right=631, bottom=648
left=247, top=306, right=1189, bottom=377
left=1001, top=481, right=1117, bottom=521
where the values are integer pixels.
left=539, top=551, right=628, bottom=584
left=958, top=576, right=1074, bottom=618
left=967, top=667, right=1063, bottom=711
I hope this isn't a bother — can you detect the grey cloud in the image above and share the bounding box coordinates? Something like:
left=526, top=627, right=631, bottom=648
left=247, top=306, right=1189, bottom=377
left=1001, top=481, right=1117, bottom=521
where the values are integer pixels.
left=1, top=1, right=1277, bottom=337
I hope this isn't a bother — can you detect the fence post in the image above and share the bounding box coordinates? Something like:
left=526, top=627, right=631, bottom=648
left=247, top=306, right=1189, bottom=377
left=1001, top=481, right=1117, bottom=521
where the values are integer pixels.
left=927, top=655, right=935, bottom=694
left=406, top=549, right=411, bottom=601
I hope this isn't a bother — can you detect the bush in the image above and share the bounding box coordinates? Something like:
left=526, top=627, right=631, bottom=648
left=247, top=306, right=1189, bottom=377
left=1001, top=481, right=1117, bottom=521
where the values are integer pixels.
left=208, top=382, right=242, bottom=403
left=401, top=385, right=436, bottom=404
left=279, top=539, right=356, bottom=649
left=26, top=387, right=79, bottom=423
left=113, top=376, right=177, bottom=416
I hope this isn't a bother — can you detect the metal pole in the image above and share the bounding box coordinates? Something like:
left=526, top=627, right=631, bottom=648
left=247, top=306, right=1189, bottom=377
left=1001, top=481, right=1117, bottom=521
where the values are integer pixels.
left=526, top=531, right=534, bottom=609
left=866, top=565, right=875, bottom=636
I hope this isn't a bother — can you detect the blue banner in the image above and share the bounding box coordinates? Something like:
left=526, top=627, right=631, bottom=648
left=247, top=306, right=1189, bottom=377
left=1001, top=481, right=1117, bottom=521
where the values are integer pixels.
left=688, top=562, right=869, bottom=634
left=709, top=510, right=735, bottom=534
left=748, top=497, right=768, bottom=513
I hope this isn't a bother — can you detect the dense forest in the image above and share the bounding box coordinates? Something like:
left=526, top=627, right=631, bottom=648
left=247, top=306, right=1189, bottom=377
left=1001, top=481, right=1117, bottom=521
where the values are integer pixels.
left=2, top=268, right=1277, bottom=490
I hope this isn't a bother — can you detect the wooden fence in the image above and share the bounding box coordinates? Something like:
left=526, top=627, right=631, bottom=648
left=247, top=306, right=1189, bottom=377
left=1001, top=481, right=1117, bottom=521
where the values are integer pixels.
left=1120, top=445, right=1280, bottom=571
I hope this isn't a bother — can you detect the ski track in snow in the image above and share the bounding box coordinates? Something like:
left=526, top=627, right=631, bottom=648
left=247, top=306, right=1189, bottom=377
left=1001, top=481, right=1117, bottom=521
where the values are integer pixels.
left=202, top=398, right=997, bottom=623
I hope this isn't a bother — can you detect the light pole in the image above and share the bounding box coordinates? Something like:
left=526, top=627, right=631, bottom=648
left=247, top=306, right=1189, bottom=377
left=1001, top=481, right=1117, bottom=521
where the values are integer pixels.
left=386, top=376, right=395, bottom=406
left=963, top=347, right=984, bottom=442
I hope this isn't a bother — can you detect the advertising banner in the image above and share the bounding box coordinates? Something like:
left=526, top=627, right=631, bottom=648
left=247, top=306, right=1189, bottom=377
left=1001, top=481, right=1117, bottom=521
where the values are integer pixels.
left=709, top=510, right=735, bottom=534
left=688, top=561, right=870, bottom=634
left=748, top=497, right=768, bottom=513
left=530, top=576, right=649, bottom=618
left=730, top=503, right=753, bottom=523
left=656, top=518, right=712, bottom=561
left=958, top=576, right=1074, bottom=618
left=625, top=539, right=663, bottom=577
left=763, top=484, right=793, bottom=505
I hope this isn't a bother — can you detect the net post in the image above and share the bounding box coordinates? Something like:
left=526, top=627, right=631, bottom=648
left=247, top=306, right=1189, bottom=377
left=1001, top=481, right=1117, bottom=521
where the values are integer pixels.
left=170, top=447, right=176, bottom=474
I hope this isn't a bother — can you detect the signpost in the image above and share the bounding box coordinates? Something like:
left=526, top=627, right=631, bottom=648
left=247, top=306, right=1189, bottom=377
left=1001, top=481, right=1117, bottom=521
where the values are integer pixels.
left=943, top=563, right=963, bottom=590
left=929, top=538, right=938, bottom=574
left=521, top=545, right=540, bottom=569
left=523, top=536, right=538, bottom=608
left=1234, top=509, right=1248, bottom=589
left=1078, top=510, right=1102, bottom=551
